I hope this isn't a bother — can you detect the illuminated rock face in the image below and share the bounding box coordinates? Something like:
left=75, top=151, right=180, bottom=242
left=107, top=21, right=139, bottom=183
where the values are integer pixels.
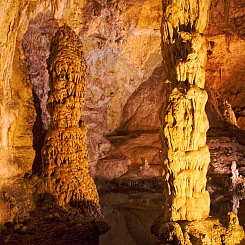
left=38, top=25, right=100, bottom=213
left=153, top=211, right=245, bottom=245
left=161, top=0, right=211, bottom=221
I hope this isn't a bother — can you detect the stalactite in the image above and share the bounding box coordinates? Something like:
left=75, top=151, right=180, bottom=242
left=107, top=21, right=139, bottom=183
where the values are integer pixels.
left=37, top=24, right=101, bottom=216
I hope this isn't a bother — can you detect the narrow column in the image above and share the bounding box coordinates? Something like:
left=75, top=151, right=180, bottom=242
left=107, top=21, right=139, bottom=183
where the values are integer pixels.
left=161, top=0, right=211, bottom=221
left=38, top=24, right=100, bottom=215
left=151, top=2, right=244, bottom=243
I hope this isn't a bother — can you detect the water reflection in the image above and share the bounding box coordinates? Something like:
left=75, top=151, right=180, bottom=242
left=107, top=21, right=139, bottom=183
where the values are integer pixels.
left=100, top=192, right=162, bottom=245
left=99, top=189, right=244, bottom=245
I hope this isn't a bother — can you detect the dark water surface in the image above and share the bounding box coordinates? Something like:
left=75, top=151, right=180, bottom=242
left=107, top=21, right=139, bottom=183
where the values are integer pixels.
left=99, top=190, right=245, bottom=245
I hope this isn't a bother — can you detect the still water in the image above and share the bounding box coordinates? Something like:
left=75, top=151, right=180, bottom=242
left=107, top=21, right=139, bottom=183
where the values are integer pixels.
left=99, top=189, right=245, bottom=245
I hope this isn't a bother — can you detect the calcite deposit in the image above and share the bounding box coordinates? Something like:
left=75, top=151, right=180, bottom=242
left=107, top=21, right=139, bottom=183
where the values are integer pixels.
left=152, top=211, right=245, bottom=245
left=0, top=0, right=244, bottom=244
left=151, top=0, right=245, bottom=243
left=37, top=24, right=100, bottom=214
left=205, top=0, right=245, bottom=129
left=160, top=0, right=211, bottom=222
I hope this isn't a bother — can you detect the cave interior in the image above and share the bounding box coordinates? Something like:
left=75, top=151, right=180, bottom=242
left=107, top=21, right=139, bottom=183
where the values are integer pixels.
left=0, top=0, right=245, bottom=244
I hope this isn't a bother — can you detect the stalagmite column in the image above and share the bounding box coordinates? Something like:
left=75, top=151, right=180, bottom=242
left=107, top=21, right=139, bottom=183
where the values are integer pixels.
left=38, top=24, right=100, bottom=215
left=151, top=3, right=245, bottom=243
left=161, top=0, right=211, bottom=222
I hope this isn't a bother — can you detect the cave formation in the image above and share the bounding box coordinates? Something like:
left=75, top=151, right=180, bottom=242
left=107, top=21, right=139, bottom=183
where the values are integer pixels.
left=160, top=0, right=211, bottom=222
left=38, top=24, right=101, bottom=214
left=150, top=0, right=245, bottom=244
left=0, top=0, right=245, bottom=244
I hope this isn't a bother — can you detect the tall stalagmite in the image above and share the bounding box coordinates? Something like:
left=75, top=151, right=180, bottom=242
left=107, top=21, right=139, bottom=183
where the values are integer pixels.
left=151, top=1, right=245, bottom=244
left=161, top=0, right=211, bottom=222
left=38, top=24, right=100, bottom=214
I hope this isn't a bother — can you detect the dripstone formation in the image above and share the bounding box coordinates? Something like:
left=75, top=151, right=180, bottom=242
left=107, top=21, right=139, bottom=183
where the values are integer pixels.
left=161, top=0, right=211, bottom=222
left=38, top=24, right=100, bottom=214
left=151, top=0, right=245, bottom=244
left=0, top=24, right=109, bottom=245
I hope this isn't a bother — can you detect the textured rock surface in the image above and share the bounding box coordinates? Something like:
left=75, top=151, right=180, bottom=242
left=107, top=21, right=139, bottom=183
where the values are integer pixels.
left=81, top=0, right=163, bottom=170
left=151, top=212, right=245, bottom=245
left=0, top=1, right=244, bottom=243
left=22, top=11, right=59, bottom=130
left=160, top=0, right=211, bottom=222
left=11, top=42, right=36, bottom=175
left=0, top=24, right=110, bottom=244
left=206, top=0, right=245, bottom=129
left=15, top=0, right=163, bottom=176
left=208, top=133, right=245, bottom=176
left=37, top=25, right=100, bottom=214
left=0, top=0, right=164, bottom=227
left=0, top=0, right=61, bottom=183
left=0, top=0, right=244, bottom=185
left=119, top=66, right=165, bottom=132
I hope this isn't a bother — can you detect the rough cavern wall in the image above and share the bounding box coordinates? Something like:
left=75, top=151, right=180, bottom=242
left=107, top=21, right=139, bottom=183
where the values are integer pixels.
left=0, top=0, right=163, bottom=182
left=206, top=0, right=245, bottom=129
